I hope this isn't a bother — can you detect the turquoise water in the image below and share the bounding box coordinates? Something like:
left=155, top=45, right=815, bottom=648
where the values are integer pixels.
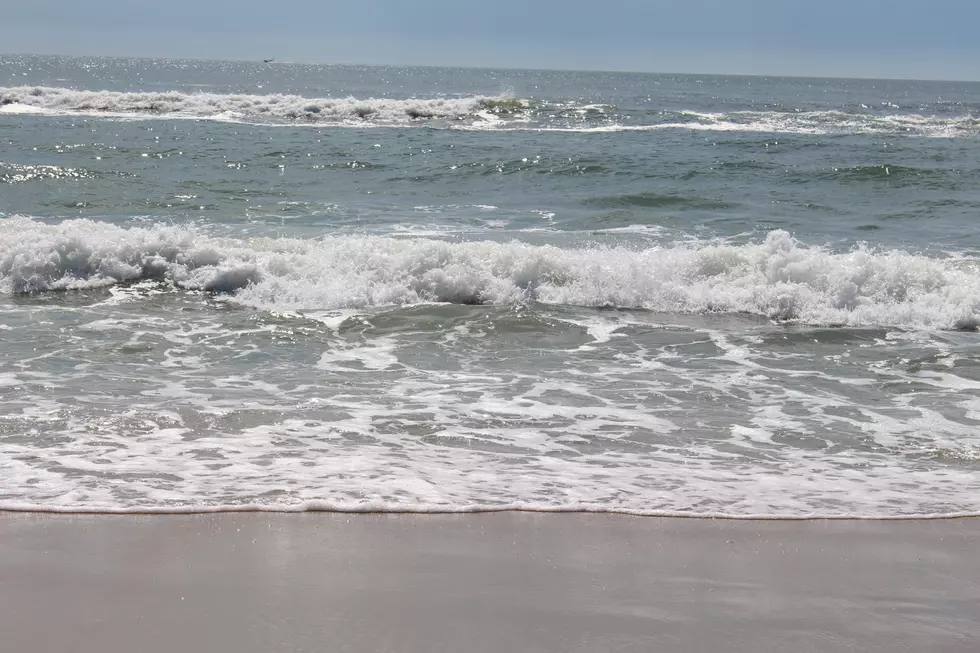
left=2, top=55, right=980, bottom=516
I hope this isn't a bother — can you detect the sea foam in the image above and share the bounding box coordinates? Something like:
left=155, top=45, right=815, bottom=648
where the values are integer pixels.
left=0, top=86, right=523, bottom=126
left=3, top=86, right=978, bottom=136
left=2, top=216, right=978, bottom=330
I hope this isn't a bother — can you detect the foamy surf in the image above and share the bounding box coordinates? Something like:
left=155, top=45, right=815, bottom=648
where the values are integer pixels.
left=517, top=109, right=980, bottom=137
left=5, top=59, right=980, bottom=520
left=4, top=86, right=979, bottom=136
left=2, top=216, right=979, bottom=330
left=0, top=86, right=526, bottom=126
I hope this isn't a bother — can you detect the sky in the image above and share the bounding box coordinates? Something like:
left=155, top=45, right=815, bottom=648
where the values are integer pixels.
left=1, top=0, right=979, bottom=81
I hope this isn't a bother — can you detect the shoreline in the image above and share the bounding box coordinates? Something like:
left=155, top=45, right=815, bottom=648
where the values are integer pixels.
left=3, top=511, right=978, bottom=652
left=4, top=503, right=980, bottom=520
left=3, top=506, right=980, bottom=520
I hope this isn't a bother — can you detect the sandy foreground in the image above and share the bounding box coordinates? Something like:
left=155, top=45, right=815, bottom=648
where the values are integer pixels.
left=1, top=512, right=978, bottom=652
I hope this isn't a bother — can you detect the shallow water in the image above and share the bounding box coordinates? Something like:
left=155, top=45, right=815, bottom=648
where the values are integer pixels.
left=2, top=55, right=980, bottom=516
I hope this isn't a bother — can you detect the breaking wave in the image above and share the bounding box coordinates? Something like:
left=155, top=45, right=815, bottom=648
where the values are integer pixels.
left=2, top=216, right=979, bottom=330
left=2, top=86, right=978, bottom=136
left=527, top=109, right=980, bottom=137
left=654, top=110, right=980, bottom=138
left=0, top=86, right=527, bottom=126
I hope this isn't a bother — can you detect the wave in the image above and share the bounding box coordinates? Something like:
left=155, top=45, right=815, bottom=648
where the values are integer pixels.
left=518, top=108, right=980, bottom=137
left=583, top=192, right=736, bottom=211
left=3, top=87, right=978, bottom=136
left=653, top=110, right=980, bottom=138
left=0, top=86, right=527, bottom=126
left=813, top=164, right=950, bottom=185
left=2, top=216, right=979, bottom=330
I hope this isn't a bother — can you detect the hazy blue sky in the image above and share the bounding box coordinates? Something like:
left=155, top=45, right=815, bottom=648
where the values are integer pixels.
left=2, top=0, right=979, bottom=80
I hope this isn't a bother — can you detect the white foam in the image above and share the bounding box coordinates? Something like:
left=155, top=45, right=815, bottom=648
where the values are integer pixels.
left=298, top=309, right=361, bottom=331
left=318, top=337, right=402, bottom=371
left=552, top=315, right=628, bottom=351
left=4, top=285, right=980, bottom=517
left=2, top=216, right=979, bottom=330
left=3, top=86, right=976, bottom=137
left=3, top=401, right=979, bottom=517
left=0, top=372, right=21, bottom=386
left=0, top=102, right=54, bottom=115
left=521, top=110, right=980, bottom=138
left=0, top=86, right=525, bottom=127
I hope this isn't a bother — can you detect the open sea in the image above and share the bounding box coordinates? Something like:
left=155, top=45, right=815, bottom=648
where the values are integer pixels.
left=2, top=54, right=980, bottom=517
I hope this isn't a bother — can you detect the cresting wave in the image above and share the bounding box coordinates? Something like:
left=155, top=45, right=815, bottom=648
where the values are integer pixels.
left=2, top=216, right=979, bottom=330
left=634, top=110, right=980, bottom=138
left=522, top=109, right=980, bottom=137
left=0, top=86, right=526, bottom=125
left=3, top=86, right=978, bottom=136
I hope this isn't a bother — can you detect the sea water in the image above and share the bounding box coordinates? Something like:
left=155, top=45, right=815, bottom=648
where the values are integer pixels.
left=2, top=54, right=980, bottom=517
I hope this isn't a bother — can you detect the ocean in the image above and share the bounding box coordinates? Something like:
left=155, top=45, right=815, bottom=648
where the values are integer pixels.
left=2, top=54, right=980, bottom=517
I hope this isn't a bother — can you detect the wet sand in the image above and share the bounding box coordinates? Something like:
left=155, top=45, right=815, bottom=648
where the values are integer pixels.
left=1, top=512, right=978, bottom=652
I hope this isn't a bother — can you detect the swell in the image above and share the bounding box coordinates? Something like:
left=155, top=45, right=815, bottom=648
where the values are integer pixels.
left=583, top=192, right=736, bottom=211
left=815, top=164, right=951, bottom=184
left=3, top=216, right=979, bottom=330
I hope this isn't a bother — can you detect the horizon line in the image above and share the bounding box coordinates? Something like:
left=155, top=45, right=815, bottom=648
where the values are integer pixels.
left=3, top=50, right=980, bottom=85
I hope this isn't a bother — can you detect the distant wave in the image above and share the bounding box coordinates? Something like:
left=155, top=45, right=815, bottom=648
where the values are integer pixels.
left=2, top=86, right=978, bottom=136
left=521, top=109, right=980, bottom=138
left=3, top=216, right=979, bottom=330
left=658, top=109, right=980, bottom=138
left=0, top=86, right=527, bottom=126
